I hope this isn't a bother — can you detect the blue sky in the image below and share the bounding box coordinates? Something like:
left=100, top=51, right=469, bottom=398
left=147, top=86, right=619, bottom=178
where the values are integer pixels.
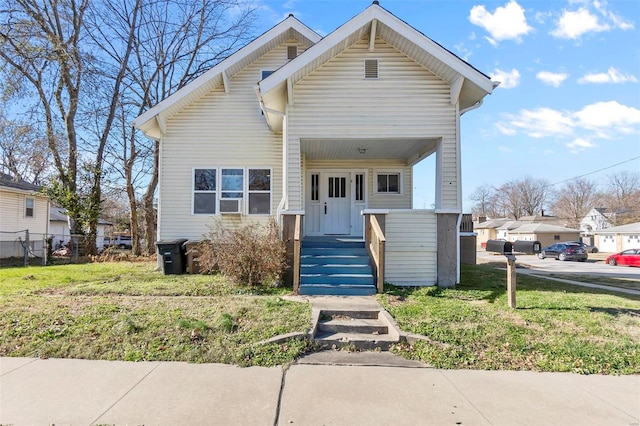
left=256, top=0, right=640, bottom=211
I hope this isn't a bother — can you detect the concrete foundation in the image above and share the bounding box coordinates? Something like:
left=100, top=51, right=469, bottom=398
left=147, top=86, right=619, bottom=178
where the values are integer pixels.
left=437, top=213, right=458, bottom=287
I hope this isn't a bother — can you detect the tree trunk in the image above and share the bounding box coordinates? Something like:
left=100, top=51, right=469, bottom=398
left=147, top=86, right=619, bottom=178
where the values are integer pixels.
left=142, top=139, right=159, bottom=255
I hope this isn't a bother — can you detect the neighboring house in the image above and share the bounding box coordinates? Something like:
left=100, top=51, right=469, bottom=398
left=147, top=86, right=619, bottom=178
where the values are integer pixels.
left=595, top=222, right=640, bottom=253
left=49, top=206, right=113, bottom=250
left=134, top=3, right=497, bottom=289
left=475, top=218, right=511, bottom=247
left=507, top=223, right=580, bottom=248
left=477, top=214, right=568, bottom=248
left=0, top=172, right=50, bottom=259
left=580, top=208, right=612, bottom=236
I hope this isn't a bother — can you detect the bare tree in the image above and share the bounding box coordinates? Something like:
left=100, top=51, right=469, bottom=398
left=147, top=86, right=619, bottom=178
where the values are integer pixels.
left=550, top=178, right=599, bottom=228
left=99, top=0, right=257, bottom=255
left=496, top=176, right=549, bottom=220
left=604, top=171, right=640, bottom=225
left=0, top=113, right=52, bottom=184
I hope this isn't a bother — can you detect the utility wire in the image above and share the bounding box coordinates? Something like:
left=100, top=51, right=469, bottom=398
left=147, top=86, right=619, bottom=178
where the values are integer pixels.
left=545, top=156, right=640, bottom=188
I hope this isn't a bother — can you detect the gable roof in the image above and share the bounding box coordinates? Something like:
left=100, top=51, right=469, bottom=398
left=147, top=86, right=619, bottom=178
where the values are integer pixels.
left=257, top=2, right=497, bottom=131
left=596, top=222, right=640, bottom=234
left=0, top=172, right=42, bottom=193
left=133, top=15, right=321, bottom=139
left=509, top=223, right=580, bottom=234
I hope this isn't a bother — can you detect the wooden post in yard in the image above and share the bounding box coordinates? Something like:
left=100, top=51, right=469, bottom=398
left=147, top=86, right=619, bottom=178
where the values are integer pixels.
left=506, top=256, right=516, bottom=308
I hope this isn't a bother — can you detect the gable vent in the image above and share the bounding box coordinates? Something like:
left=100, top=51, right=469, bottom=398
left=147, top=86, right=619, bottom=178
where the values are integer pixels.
left=364, top=59, right=378, bottom=79
left=287, top=45, right=298, bottom=60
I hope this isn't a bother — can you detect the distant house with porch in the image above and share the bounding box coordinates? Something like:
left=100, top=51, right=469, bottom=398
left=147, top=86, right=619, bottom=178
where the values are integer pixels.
left=134, top=3, right=497, bottom=293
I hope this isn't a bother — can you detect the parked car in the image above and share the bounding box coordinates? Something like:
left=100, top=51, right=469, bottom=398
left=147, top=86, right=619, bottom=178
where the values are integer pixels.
left=606, top=249, right=640, bottom=267
left=538, top=243, right=588, bottom=262
left=565, top=241, right=599, bottom=253
left=105, top=236, right=132, bottom=250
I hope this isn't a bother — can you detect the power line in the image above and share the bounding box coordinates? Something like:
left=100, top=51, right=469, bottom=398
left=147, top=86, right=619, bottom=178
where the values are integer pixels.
left=546, top=156, right=640, bottom=188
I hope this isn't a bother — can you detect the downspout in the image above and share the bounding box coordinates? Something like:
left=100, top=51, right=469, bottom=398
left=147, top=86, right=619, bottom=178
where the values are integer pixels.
left=456, top=212, right=462, bottom=284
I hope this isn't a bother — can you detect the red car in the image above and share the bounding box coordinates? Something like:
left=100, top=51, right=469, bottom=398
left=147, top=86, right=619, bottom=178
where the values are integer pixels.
left=606, top=249, right=640, bottom=267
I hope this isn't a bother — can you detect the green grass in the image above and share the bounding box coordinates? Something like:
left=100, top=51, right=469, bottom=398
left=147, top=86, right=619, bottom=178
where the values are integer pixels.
left=545, top=273, right=640, bottom=291
left=379, top=264, right=640, bottom=375
left=0, top=262, right=312, bottom=366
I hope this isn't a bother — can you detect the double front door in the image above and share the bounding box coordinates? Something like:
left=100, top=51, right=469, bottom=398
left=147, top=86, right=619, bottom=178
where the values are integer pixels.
left=306, top=171, right=366, bottom=236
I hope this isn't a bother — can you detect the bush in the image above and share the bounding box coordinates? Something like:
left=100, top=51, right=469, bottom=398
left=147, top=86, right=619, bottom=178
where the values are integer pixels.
left=198, top=219, right=287, bottom=287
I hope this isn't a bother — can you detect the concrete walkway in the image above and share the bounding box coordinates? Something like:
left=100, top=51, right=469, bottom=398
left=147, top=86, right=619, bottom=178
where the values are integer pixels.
left=2, top=353, right=639, bottom=425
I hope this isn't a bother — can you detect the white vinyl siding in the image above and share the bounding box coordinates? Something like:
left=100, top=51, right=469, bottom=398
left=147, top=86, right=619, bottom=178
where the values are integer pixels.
left=0, top=189, right=49, bottom=235
left=287, top=37, right=458, bottom=210
left=158, top=43, right=299, bottom=240
left=385, top=210, right=437, bottom=286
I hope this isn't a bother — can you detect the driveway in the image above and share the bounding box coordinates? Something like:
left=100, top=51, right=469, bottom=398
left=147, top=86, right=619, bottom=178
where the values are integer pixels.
left=477, top=250, right=640, bottom=280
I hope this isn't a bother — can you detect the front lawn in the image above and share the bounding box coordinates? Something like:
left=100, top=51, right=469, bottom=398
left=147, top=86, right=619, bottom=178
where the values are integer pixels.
left=378, top=264, right=640, bottom=375
left=0, top=262, right=312, bottom=366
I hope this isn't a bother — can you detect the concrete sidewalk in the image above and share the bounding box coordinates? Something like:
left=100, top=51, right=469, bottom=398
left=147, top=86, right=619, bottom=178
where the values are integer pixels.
left=2, top=353, right=638, bottom=425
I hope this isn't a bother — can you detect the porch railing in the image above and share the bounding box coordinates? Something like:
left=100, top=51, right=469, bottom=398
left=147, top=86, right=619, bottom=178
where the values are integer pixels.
left=364, top=213, right=386, bottom=292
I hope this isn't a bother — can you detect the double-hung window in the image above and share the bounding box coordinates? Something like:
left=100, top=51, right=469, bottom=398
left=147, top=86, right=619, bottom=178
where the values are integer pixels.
left=193, top=168, right=271, bottom=215
left=193, top=169, right=217, bottom=214
left=25, top=197, right=35, bottom=217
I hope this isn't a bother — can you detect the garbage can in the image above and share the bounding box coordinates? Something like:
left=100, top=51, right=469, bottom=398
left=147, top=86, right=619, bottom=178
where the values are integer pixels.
left=156, top=239, right=188, bottom=275
left=184, top=240, right=201, bottom=274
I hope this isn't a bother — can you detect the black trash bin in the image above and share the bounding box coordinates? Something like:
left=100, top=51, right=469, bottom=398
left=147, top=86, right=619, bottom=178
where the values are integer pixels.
left=156, top=239, right=188, bottom=275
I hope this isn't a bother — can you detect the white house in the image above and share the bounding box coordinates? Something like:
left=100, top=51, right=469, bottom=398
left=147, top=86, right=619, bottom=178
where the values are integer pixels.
left=580, top=208, right=612, bottom=235
left=49, top=206, right=112, bottom=250
left=134, top=3, right=497, bottom=292
left=0, top=172, right=50, bottom=259
left=595, top=222, right=640, bottom=253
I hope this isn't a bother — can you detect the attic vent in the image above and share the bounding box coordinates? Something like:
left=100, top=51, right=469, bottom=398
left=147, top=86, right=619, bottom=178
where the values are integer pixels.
left=287, top=45, right=298, bottom=60
left=364, top=59, right=378, bottom=79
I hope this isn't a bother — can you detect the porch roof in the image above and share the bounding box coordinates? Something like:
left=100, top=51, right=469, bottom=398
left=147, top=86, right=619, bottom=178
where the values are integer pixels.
left=300, top=137, right=440, bottom=165
left=257, top=3, right=497, bottom=132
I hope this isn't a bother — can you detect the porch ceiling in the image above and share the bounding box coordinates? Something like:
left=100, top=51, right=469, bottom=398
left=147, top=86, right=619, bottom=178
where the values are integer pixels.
left=300, top=137, right=440, bottom=165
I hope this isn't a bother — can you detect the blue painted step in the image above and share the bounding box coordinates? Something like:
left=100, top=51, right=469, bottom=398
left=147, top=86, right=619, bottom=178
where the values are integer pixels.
left=299, top=238, right=375, bottom=296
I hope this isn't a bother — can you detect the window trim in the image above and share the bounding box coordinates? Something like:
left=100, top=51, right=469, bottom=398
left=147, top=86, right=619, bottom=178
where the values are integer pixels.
left=192, top=167, right=272, bottom=216
left=374, top=170, right=403, bottom=195
left=25, top=197, right=35, bottom=218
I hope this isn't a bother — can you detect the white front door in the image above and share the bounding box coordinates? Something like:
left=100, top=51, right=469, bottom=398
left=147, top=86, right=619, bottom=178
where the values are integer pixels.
left=323, top=173, right=351, bottom=235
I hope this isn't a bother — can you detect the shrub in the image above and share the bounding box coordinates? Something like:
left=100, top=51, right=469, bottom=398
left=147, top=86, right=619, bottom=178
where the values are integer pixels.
left=198, top=219, right=287, bottom=287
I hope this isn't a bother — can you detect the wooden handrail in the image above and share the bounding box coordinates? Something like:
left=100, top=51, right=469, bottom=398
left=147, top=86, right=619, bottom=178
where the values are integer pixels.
left=365, top=214, right=386, bottom=293
left=293, top=214, right=301, bottom=294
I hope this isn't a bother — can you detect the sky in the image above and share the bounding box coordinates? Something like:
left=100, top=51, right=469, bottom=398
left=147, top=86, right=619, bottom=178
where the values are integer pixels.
left=255, top=0, right=640, bottom=212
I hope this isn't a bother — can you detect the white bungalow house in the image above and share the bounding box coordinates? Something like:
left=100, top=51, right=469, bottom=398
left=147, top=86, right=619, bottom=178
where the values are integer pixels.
left=49, top=206, right=113, bottom=250
left=134, top=3, right=497, bottom=293
left=0, top=172, right=50, bottom=259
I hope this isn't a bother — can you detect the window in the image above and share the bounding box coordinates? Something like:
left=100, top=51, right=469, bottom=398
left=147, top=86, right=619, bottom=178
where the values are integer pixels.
left=355, top=173, right=364, bottom=201
left=248, top=169, right=271, bottom=214
left=376, top=172, right=401, bottom=194
left=554, top=235, right=560, bottom=240
left=287, top=45, right=298, bottom=60
left=310, top=173, right=319, bottom=202
left=364, top=59, right=378, bottom=79
left=194, top=169, right=217, bottom=214
left=25, top=197, right=34, bottom=217
left=193, top=168, right=271, bottom=215
left=261, top=70, right=274, bottom=80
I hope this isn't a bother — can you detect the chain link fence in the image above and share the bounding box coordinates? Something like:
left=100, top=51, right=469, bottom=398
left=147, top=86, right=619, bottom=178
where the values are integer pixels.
left=1, top=231, right=94, bottom=266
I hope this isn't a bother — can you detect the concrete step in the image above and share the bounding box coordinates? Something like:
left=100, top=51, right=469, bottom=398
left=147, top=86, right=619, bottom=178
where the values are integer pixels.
left=318, top=318, right=389, bottom=335
left=299, top=283, right=376, bottom=296
left=313, top=331, right=398, bottom=351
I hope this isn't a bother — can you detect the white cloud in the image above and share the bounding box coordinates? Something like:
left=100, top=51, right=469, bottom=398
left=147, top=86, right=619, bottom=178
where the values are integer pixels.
left=573, top=101, right=640, bottom=134
left=578, top=67, right=638, bottom=84
left=536, top=71, right=569, bottom=87
left=551, top=7, right=609, bottom=39
left=551, top=1, right=634, bottom=39
left=566, top=138, right=596, bottom=153
left=469, top=0, right=533, bottom=45
left=490, top=68, right=521, bottom=89
left=505, top=107, right=575, bottom=138
left=496, top=101, right=640, bottom=152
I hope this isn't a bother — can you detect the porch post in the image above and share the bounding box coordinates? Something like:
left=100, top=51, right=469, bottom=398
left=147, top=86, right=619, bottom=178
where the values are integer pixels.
left=436, top=212, right=458, bottom=288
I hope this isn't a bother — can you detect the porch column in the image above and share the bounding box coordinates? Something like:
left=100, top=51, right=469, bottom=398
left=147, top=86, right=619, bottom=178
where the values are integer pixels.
left=436, top=212, right=458, bottom=287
